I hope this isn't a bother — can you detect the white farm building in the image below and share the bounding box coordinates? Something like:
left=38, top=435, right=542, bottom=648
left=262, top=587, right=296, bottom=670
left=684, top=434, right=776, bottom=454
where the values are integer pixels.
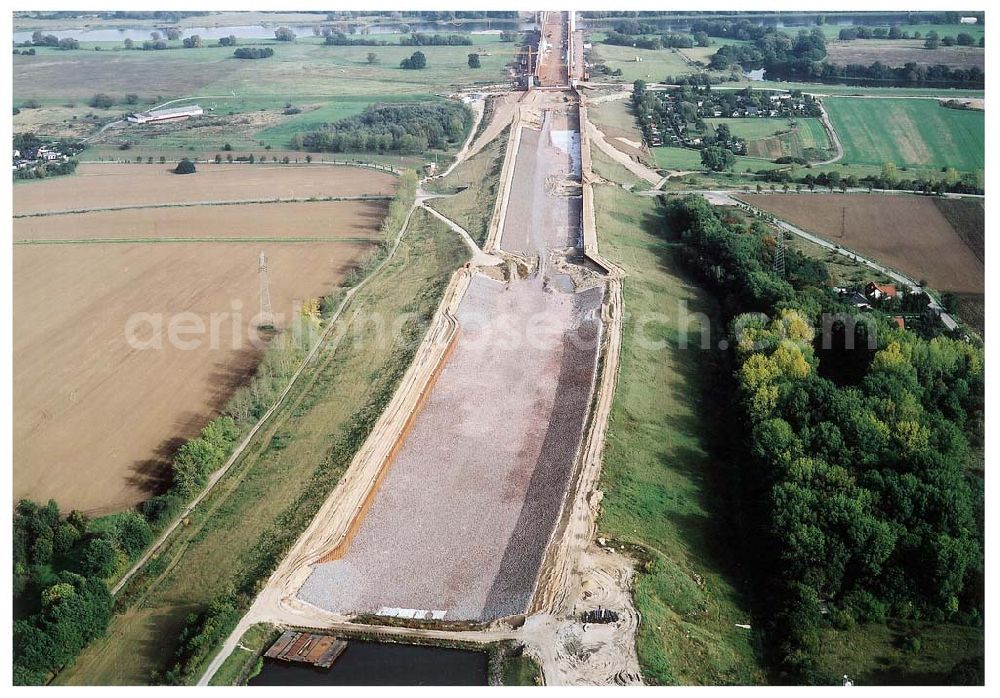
left=127, top=104, right=204, bottom=124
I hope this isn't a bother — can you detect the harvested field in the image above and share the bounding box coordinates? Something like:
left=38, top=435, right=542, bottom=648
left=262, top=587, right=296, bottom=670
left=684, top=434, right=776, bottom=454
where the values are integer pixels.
left=300, top=275, right=604, bottom=620
left=14, top=200, right=387, bottom=242
left=13, top=163, right=397, bottom=215
left=740, top=193, right=984, bottom=295
left=825, top=40, right=985, bottom=70
left=13, top=240, right=372, bottom=514
left=933, top=198, right=984, bottom=264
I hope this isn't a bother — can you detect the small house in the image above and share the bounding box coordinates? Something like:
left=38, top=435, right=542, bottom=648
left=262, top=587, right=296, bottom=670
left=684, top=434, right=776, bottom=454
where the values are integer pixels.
left=865, top=282, right=898, bottom=300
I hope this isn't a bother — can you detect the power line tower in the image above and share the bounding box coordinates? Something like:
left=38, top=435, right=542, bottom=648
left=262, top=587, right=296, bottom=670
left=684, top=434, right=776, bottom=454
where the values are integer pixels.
left=258, top=251, right=274, bottom=330
left=773, top=230, right=786, bottom=277
left=839, top=206, right=847, bottom=238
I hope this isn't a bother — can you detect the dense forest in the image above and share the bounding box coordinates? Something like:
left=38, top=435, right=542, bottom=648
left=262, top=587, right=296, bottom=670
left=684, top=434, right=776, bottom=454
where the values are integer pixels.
left=663, top=196, right=984, bottom=683
left=293, top=101, right=470, bottom=155
left=13, top=501, right=152, bottom=684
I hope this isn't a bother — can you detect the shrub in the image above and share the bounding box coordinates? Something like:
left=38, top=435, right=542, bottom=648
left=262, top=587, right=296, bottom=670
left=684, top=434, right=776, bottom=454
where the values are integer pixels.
left=399, top=50, right=427, bottom=69
left=174, top=158, right=196, bottom=175
left=89, top=93, right=115, bottom=109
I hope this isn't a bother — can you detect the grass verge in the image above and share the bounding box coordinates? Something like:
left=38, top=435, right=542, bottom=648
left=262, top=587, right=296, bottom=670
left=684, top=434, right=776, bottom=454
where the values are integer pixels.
left=594, top=184, right=763, bottom=685
left=425, top=128, right=509, bottom=246
left=207, top=623, right=278, bottom=686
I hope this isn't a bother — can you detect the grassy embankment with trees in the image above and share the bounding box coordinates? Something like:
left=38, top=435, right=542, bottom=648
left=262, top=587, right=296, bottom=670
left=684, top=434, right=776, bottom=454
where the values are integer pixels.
left=206, top=623, right=278, bottom=686
left=595, top=184, right=764, bottom=685
left=664, top=195, right=983, bottom=684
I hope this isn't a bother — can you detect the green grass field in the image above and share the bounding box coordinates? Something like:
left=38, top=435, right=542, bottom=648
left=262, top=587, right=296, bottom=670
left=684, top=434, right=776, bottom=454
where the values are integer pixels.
left=13, top=35, right=516, bottom=160
left=651, top=147, right=705, bottom=171
left=815, top=620, right=983, bottom=685
left=824, top=97, right=984, bottom=171
left=704, top=117, right=831, bottom=160
left=596, top=185, right=763, bottom=685
left=652, top=146, right=787, bottom=173
left=589, top=42, right=696, bottom=82
left=53, top=209, right=469, bottom=685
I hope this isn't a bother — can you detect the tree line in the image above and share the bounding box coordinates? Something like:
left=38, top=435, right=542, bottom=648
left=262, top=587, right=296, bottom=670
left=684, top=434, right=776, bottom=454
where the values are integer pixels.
left=838, top=25, right=982, bottom=47
left=603, top=31, right=706, bottom=50
left=663, top=195, right=983, bottom=683
left=13, top=501, right=153, bottom=684
left=702, top=21, right=983, bottom=86
left=293, top=101, right=469, bottom=155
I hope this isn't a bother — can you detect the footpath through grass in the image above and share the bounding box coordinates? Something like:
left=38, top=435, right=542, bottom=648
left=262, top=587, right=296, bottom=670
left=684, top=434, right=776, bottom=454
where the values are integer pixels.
left=54, top=208, right=470, bottom=685
left=595, top=185, right=763, bottom=685
left=207, top=623, right=278, bottom=686
left=425, top=128, right=509, bottom=246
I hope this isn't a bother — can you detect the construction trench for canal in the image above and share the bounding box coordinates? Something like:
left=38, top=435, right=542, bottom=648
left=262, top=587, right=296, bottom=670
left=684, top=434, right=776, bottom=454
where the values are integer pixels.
left=202, top=11, right=642, bottom=686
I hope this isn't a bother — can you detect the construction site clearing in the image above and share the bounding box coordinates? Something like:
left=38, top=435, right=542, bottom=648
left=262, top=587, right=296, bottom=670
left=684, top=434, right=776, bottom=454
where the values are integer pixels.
left=297, top=93, right=605, bottom=623
left=202, top=11, right=644, bottom=687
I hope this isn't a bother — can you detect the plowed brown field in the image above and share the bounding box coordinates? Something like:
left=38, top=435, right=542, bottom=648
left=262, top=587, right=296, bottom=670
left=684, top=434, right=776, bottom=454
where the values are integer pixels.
left=12, top=165, right=394, bottom=514
left=13, top=163, right=396, bottom=215
left=741, top=193, right=984, bottom=294
left=14, top=200, right=387, bottom=242
left=13, top=241, right=374, bottom=514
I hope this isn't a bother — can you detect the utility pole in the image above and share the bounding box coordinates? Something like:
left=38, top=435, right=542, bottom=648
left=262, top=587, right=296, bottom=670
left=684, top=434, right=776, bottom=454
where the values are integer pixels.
left=259, top=251, right=274, bottom=329
left=773, top=230, right=786, bottom=277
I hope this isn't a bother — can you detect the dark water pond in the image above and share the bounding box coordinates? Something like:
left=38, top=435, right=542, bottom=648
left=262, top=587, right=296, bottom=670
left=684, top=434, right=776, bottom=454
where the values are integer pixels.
left=248, top=641, right=489, bottom=686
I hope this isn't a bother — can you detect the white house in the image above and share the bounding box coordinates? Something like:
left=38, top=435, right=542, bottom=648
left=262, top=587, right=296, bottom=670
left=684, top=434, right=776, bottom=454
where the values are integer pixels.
left=127, top=104, right=204, bottom=124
